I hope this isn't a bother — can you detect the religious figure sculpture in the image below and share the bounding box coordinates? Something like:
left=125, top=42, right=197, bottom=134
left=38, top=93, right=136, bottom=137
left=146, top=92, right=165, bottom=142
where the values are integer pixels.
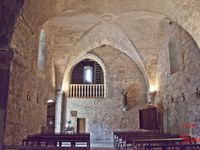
left=122, top=88, right=128, bottom=111
left=63, top=120, right=75, bottom=134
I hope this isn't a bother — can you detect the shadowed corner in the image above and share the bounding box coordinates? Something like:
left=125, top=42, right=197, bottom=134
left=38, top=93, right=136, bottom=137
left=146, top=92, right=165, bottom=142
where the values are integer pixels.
left=0, top=0, right=25, bottom=148
left=0, top=0, right=25, bottom=47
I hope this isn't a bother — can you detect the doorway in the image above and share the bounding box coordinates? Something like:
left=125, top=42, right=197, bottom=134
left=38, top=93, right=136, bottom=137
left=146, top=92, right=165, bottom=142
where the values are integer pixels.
left=77, top=118, right=86, bottom=133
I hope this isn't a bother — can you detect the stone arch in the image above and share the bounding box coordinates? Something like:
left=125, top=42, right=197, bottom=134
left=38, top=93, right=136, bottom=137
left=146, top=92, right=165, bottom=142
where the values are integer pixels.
left=67, top=22, right=150, bottom=89
left=62, top=53, right=107, bottom=96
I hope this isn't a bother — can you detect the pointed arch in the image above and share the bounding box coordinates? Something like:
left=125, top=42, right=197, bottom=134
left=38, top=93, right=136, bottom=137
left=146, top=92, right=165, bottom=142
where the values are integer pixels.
left=62, top=53, right=106, bottom=97
left=67, top=22, right=150, bottom=89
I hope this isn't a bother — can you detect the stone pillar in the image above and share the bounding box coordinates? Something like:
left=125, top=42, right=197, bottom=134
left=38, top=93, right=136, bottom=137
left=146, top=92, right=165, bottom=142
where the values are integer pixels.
left=61, top=93, right=67, bottom=130
left=55, top=90, right=64, bottom=133
left=0, top=47, right=13, bottom=149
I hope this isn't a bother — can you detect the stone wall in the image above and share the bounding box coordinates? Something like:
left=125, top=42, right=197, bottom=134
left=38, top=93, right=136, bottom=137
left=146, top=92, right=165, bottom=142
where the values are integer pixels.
left=66, top=46, right=147, bottom=140
left=156, top=21, right=200, bottom=137
left=4, top=14, right=55, bottom=144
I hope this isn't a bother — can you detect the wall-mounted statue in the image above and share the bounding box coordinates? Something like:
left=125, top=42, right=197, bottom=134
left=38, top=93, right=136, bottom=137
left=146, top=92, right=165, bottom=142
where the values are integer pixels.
left=122, top=88, right=128, bottom=111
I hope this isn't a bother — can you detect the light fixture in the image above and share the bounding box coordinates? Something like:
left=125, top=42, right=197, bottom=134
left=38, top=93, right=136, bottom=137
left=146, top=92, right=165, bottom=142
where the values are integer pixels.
left=149, top=85, right=156, bottom=93
left=148, top=85, right=157, bottom=104
left=47, top=99, right=54, bottom=103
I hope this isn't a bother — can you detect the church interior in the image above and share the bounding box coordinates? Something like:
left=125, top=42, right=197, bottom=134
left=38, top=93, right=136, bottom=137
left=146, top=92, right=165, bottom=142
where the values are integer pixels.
left=1, top=0, right=200, bottom=149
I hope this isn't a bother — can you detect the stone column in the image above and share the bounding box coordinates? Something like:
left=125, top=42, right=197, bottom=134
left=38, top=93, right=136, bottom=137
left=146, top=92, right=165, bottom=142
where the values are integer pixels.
left=55, top=90, right=64, bottom=133
left=0, top=47, right=13, bottom=149
left=61, top=93, right=67, bottom=130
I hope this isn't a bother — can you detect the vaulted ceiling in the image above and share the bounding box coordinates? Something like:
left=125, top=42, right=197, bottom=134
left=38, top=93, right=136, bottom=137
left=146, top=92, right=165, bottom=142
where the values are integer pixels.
left=10, top=0, right=200, bottom=89
left=45, top=11, right=166, bottom=89
left=22, top=0, right=200, bottom=48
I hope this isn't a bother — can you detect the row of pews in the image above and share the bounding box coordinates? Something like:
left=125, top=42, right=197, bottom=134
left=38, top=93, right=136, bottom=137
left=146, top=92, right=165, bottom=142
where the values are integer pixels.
left=2, top=133, right=90, bottom=150
left=113, top=130, right=199, bottom=150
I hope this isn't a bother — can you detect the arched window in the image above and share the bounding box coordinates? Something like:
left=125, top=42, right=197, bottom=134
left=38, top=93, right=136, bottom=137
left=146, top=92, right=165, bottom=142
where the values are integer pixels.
left=169, top=35, right=179, bottom=74
left=69, top=59, right=105, bottom=98
left=71, top=59, right=104, bottom=84
left=37, top=29, right=45, bottom=71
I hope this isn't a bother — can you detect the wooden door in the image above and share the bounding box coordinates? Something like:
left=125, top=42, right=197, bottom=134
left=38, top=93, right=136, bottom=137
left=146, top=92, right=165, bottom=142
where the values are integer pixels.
left=46, top=102, right=55, bottom=133
left=139, top=106, right=159, bottom=130
left=77, top=118, right=86, bottom=133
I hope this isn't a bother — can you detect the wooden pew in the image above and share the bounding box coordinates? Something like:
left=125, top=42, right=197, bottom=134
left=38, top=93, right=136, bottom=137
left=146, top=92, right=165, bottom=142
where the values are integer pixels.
left=134, top=137, right=196, bottom=150
left=113, top=130, right=160, bottom=150
left=22, top=133, right=90, bottom=150
left=113, top=130, right=183, bottom=150
left=144, top=144, right=200, bottom=150
left=122, top=133, right=181, bottom=150
left=3, top=145, right=88, bottom=150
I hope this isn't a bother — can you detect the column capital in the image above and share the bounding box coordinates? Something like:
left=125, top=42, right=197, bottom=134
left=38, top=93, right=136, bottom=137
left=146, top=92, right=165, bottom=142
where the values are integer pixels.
left=56, top=89, right=63, bottom=93
left=55, top=89, right=66, bottom=96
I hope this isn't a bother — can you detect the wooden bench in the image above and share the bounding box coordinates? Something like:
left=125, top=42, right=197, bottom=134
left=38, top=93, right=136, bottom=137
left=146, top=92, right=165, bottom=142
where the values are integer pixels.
left=113, top=131, right=182, bottom=150
left=113, top=130, right=160, bottom=150
left=123, top=133, right=181, bottom=150
left=22, top=133, right=90, bottom=150
left=2, top=145, right=88, bottom=150
left=144, top=144, right=200, bottom=150
left=134, top=137, right=196, bottom=150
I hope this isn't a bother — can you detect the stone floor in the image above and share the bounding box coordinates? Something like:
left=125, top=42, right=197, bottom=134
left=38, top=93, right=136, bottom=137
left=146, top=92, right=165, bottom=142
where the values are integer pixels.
left=91, top=140, right=115, bottom=150
left=91, top=148, right=114, bottom=150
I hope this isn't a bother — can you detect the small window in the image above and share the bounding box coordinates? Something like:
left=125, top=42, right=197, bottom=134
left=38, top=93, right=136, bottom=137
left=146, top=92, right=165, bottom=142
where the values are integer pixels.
left=169, top=35, right=179, bottom=74
left=37, top=29, right=45, bottom=71
left=83, top=66, right=93, bottom=84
